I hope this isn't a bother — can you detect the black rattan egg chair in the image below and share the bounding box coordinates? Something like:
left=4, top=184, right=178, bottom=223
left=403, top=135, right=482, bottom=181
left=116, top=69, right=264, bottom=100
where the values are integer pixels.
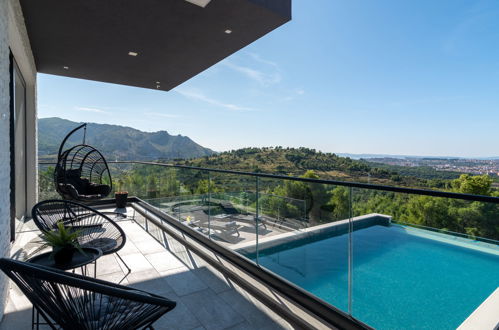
left=54, top=123, right=112, bottom=201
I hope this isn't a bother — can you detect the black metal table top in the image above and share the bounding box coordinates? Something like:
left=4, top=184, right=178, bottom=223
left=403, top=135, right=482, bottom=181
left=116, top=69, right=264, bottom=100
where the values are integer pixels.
left=27, top=247, right=102, bottom=270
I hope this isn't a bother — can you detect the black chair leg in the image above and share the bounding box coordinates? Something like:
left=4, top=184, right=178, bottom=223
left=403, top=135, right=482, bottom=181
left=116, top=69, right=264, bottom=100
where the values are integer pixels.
left=116, top=252, right=131, bottom=283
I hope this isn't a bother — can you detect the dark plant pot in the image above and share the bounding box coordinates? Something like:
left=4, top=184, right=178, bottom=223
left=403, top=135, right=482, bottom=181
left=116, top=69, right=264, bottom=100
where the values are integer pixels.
left=53, top=246, right=76, bottom=265
left=115, top=192, right=128, bottom=208
left=147, top=190, right=158, bottom=198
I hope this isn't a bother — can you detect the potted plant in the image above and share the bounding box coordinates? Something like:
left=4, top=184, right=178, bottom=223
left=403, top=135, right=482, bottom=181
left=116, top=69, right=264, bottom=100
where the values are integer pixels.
left=146, top=176, right=158, bottom=198
left=115, top=179, right=128, bottom=208
left=41, top=221, right=84, bottom=265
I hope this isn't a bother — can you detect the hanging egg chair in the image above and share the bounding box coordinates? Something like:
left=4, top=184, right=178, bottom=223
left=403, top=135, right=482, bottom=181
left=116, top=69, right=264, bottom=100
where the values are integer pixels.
left=54, top=124, right=112, bottom=201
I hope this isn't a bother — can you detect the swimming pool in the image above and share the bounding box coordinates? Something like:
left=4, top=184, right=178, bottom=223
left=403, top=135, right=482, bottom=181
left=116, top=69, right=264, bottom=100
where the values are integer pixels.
left=241, top=224, right=499, bottom=329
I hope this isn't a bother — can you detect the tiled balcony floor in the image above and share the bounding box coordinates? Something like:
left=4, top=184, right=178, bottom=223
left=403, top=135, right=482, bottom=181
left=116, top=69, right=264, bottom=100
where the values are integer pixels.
left=1, top=210, right=292, bottom=330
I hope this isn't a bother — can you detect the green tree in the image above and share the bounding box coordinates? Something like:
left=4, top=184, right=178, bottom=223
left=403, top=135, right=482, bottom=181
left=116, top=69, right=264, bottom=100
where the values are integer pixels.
left=195, top=179, right=220, bottom=194
left=451, top=174, right=492, bottom=195
left=325, top=186, right=350, bottom=220
left=405, top=196, right=453, bottom=229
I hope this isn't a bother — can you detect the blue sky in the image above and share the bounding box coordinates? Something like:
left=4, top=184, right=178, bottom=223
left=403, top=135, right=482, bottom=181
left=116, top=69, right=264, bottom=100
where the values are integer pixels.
left=39, top=0, right=499, bottom=157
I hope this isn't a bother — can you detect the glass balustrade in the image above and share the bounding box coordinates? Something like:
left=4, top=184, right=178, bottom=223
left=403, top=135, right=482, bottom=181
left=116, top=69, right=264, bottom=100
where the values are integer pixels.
left=37, top=161, right=499, bottom=329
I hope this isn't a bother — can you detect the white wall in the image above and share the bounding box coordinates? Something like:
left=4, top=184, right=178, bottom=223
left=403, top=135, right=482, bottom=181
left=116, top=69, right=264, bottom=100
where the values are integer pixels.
left=0, top=0, right=12, bottom=321
left=7, top=0, right=37, bottom=214
left=0, top=0, right=36, bottom=320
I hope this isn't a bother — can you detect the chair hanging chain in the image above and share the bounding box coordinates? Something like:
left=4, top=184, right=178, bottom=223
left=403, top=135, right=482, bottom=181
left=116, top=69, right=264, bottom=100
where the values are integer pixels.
left=83, top=126, right=87, bottom=145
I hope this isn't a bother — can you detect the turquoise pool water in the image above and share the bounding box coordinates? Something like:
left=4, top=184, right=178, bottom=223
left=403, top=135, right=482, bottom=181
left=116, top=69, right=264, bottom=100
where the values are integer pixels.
left=242, top=225, right=499, bottom=329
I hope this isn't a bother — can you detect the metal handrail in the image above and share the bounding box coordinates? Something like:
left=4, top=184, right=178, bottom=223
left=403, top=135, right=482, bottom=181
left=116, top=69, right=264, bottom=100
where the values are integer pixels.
left=39, top=160, right=499, bottom=204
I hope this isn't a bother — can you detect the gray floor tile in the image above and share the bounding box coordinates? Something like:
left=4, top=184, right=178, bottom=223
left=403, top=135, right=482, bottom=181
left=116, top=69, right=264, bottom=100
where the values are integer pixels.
left=134, top=239, right=169, bottom=255
left=0, top=307, right=31, bottom=330
left=218, top=289, right=285, bottom=329
left=192, top=266, right=233, bottom=294
left=171, top=250, right=197, bottom=268
left=152, top=294, right=202, bottom=330
left=161, top=268, right=208, bottom=296
left=127, top=267, right=160, bottom=280
left=145, top=251, right=186, bottom=272
left=99, top=271, right=129, bottom=285
left=118, top=239, right=140, bottom=255
left=7, top=285, right=32, bottom=312
left=127, top=269, right=174, bottom=295
left=190, top=252, right=210, bottom=268
left=225, top=320, right=288, bottom=330
left=120, top=253, right=154, bottom=272
left=96, top=254, right=122, bottom=275
left=180, top=289, right=245, bottom=330
left=223, top=322, right=255, bottom=330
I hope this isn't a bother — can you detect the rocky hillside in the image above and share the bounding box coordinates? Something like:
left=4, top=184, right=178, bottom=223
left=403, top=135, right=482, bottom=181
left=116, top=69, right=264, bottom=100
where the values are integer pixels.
left=38, top=117, right=215, bottom=161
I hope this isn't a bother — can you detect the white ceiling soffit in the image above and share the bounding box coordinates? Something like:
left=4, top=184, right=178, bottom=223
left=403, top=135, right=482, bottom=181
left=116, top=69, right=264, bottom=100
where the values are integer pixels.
left=185, top=0, right=212, bottom=8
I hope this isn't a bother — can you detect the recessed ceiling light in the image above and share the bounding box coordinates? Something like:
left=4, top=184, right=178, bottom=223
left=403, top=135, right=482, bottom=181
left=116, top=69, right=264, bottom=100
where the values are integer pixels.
left=156, top=81, right=160, bottom=84
left=225, top=29, right=232, bottom=34
left=128, top=51, right=138, bottom=56
left=185, top=0, right=211, bottom=8
left=63, top=66, right=69, bottom=70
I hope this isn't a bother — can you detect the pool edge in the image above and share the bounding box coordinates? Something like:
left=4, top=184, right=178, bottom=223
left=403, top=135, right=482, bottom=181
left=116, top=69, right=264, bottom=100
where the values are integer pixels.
left=458, top=287, right=499, bottom=330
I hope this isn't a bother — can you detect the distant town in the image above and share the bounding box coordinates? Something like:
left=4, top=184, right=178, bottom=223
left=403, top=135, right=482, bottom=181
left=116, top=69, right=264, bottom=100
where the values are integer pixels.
left=365, top=157, right=499, bottom=177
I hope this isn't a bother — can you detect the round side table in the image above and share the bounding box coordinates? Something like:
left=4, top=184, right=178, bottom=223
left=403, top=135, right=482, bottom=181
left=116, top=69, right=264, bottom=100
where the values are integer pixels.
left=27, top=247, right=103, bottom=329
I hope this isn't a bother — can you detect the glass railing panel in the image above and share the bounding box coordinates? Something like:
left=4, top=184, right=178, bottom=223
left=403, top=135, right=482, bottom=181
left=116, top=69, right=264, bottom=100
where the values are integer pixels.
left=351, top=187, right=499, bottom=329
left=142, top=166, right=208, bottom=225
left=110, top=162, right=181, bottom=199
left=237, top=177, right=351, bottom=313
left=109, top=164, right=207, bottom=233
left=257, top=178, right=309, bottom=233
left=38, top=162, right=59, bottom=201
left=207, top=171, right=257, bottom=249
left=171, top=167, right=212, bottom=236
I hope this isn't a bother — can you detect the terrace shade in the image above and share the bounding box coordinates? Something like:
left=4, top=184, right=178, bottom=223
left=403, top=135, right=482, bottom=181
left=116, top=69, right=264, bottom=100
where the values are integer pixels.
left=19, top=0, right=291, bottom=91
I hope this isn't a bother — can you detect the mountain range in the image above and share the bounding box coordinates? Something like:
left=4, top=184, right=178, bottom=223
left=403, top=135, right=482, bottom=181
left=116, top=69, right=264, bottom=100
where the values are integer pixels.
left=38, top=117, right=215, bottom=160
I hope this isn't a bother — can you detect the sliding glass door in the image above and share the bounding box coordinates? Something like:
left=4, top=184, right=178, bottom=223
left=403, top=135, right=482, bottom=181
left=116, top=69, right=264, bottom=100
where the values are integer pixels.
left=10, top=55, right=27, bottom=240
left=14, top=59, right=26, bottom=219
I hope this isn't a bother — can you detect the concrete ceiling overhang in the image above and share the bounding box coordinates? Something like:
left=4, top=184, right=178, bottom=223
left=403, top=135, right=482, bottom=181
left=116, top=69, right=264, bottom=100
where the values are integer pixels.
left=20, top=0, right=291, bottom=91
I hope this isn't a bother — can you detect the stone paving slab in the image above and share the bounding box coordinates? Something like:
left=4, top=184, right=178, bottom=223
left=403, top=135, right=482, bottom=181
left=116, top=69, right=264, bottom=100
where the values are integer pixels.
left=180, top=288, right=245, bottom=330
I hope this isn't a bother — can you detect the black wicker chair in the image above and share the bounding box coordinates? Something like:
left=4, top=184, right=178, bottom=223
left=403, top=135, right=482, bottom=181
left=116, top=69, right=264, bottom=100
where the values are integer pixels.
left=55, top=123, right=112, bottom=201
left=32, top=200, right=131, bottom=276
left=0, top=258, right=176, bottom=329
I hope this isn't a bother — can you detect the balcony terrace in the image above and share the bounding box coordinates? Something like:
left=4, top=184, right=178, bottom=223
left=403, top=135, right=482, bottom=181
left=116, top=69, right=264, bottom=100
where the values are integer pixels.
left=2, top=205, right=294, bottom=330
left=27, top=161, right=499, bottom=329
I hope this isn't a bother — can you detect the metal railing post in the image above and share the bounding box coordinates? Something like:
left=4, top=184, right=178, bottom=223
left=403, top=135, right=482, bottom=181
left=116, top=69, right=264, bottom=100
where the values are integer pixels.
left=208, top=171, right=211, bottom=239
left=255, top=176, right=260, bottom=265
left=348, top=186, right=353, bottom=315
